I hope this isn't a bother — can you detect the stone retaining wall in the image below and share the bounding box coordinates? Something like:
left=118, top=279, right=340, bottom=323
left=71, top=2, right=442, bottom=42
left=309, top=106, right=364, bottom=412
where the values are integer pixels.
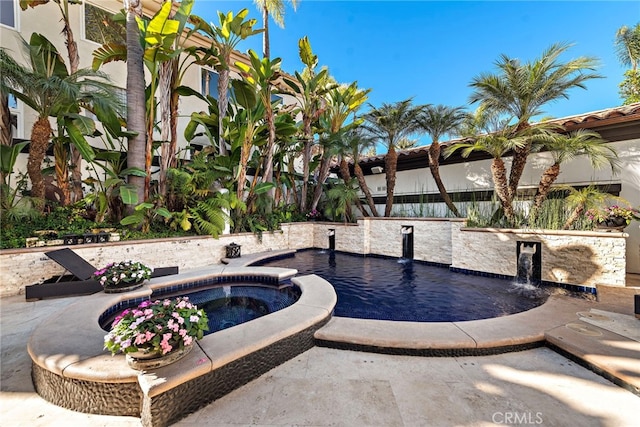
left=0, top=219, right=628, bottom=296
left=451, top=228, right=627, bottom=288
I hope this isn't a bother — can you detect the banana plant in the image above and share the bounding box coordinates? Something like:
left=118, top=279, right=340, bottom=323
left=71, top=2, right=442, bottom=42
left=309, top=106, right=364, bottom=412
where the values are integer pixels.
left=190, top=9, right=262, bottom=155
left=281, top=36, right=337, bottom=211
left=235, top=49, right=282, bottom=189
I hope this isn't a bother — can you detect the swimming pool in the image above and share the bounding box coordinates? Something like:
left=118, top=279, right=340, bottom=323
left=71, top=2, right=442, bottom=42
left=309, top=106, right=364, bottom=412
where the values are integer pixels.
left=258, top=250, right=549, bottom=322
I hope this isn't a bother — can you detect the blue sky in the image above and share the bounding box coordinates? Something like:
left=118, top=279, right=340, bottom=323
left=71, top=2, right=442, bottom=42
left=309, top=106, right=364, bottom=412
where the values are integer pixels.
left=192, top=1, right=638, bottom=148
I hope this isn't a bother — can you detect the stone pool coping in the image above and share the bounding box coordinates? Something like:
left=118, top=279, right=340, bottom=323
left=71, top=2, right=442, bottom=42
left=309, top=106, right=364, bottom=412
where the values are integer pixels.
left=315, top=295, right=597, bottom=354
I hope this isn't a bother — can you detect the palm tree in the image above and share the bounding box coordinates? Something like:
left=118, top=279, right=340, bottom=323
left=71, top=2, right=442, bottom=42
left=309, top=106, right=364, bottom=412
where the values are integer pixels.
left=363, top=99, right=422, bottom=217
left=615, top=23, right=640, bottom=71
left=253, top=0, right=299, bottom=59
left=342, top=128, right=378, bottom=216
left=615, top=23, right=640, bottom=104
left=21, top=0, right=84, bottom=202
left=528, top=129, right=618, bottom=223
left=446, top=109, right=527, bottom=224
left=2, top=34, right=120, bottom=208
left=123, top=0, right=147, bottom=209
left=563, top=185, right=608, bottom=230
left=415, top=104, right=467, bottom=217
left=469, top=43, right=601, bottom=204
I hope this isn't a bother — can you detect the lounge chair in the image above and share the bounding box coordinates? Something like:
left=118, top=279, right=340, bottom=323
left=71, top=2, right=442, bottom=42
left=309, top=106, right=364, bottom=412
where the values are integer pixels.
left=25, top=248, right=178, bottom=301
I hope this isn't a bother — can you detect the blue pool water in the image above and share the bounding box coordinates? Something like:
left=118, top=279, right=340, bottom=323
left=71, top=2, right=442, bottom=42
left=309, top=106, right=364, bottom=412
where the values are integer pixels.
left=101, top=284, right=301, bottom=334
left=179, top=284, right=301, bottom=335
left=258, top=250, right=549, bottom=322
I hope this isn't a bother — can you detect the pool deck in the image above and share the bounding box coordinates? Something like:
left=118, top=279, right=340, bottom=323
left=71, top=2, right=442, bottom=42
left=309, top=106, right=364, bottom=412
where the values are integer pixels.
left=2, top=252, right=639, bottom=426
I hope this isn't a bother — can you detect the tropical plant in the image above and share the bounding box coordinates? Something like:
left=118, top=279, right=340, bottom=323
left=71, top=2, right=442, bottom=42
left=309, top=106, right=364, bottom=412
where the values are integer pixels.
left=363, top=99, right=422, bottom=217
left=562, top=185, right=608, bottom=230
left=253, top=0, right=299, bottom=59
left=446, top=109, right=527, bottom=225
left=164, top=152, right=244, bottom=237
left=235, top=49, right=283, bottom=192
left=342, top=127, right=378, bottom=216
left=193, top=9, right=262, bottom=156
left=324, top=178, right=361, bottom=223
left=310, top=83, right=369, bottom=212
left=0, top=141, right=38, bottom=222
left=120, top=197, right=173, bottom=233
left=104, top=297, right=208, bottom=355
left=619, top=70, right=640, bottom=104
left=20, top=0, right=86, bottom=202
left=1, top=33, right=121, bottom=209
left=469, top=43, right=601, bottom=212
left=527, top=129, right=618, bottom=223
left=615, top=23, right=640, bottom=71
left=415, top=104, right=467, bottom=217
left=122, top=0, right=146, bottom=210
left=282, top=36, right=336, bottom=212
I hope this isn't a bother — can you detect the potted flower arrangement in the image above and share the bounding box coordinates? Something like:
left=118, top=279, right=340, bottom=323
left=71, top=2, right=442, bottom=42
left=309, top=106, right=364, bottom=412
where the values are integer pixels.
left=587, top=205, right=640, bottom=231
left=306, top=209, right=321, bottom=221
left=93, top=260, right=152, bottom=293
left=104, top=297, right=209, bottom=369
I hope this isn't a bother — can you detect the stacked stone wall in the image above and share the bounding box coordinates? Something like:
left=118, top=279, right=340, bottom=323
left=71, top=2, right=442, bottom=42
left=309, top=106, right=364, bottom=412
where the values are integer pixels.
left=1, top=219, right=627, bottom=296
left=451, top=228, right=627, bottom=288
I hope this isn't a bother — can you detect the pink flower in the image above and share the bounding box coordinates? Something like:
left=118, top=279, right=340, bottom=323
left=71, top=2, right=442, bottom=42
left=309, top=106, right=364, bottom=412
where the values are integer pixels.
left=179, top=329, right=188, bottom=337
left=190, top=315, right=200, bottom=322
left=183, top=335, right=193, bottom=346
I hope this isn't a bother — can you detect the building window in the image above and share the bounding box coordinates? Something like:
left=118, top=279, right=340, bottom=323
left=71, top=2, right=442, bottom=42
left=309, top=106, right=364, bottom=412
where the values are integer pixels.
left=7, top=93, right=22, bottom=139
left=0, top=0, right=17, bottom=29
left=83, top=3, right=125, bottom=45
left=201, top=68, right=220, bottom=99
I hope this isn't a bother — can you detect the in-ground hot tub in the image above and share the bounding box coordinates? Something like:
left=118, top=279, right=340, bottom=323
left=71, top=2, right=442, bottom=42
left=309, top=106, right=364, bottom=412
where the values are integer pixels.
left=28, top=263, right=337, bottom=427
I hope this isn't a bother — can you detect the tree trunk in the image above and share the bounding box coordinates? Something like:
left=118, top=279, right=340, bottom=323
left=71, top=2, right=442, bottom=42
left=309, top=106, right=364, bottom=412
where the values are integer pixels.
left=339, top=158, right=368, bottom=217
left=27, top=117, right=52, bottom=209
left=262, top=5, right=270, bottom=59
left=218, top=65, right=230, bottom=156
left=354, top=162, right=378, bottom=216
left=53, top=137, right=70, bottom=205
left=491, top=157, right=514, bottom=224
left=507, top=140, right=531, bottom=201
left=0, top=93, right=11, bottom=149
left=311, top=154, right=331, bottom=211
left=563, top=204, right=584, bottom=230
left=300, top=118, right=313, bottom=212
left=428, top=141, right=460, bottom=217
left=261, top=98, right=276, bottom=188
left=158, top=60, right=174, bottom=198
left=60, top=4, right=84, bottom=204
left=237, top=138, right=252, bottom=201
left=124, top=0, right=147, bottom=210
left=384, top=144, right=397, bottom=217
left=529, top=162, right=560, bottom=223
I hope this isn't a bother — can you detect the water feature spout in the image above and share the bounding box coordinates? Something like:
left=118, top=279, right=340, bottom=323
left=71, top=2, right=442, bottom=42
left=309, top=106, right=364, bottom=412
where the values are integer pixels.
left=401, top=226, right=414, bottom=259
left=516, top=242, right=540, bottom=285
left=328, top=229, right=336, bottom=251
